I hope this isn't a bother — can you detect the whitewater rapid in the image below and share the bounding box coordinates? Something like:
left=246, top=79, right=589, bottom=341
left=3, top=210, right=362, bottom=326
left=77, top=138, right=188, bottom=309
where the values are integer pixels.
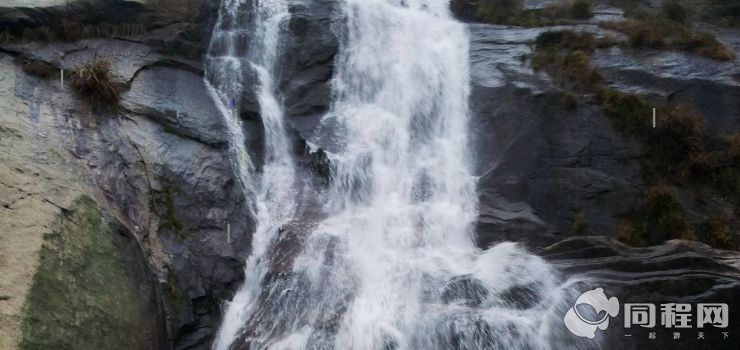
left=205, top=0, right=297, bottom=348
left=206, top=1, right=565, bottom=349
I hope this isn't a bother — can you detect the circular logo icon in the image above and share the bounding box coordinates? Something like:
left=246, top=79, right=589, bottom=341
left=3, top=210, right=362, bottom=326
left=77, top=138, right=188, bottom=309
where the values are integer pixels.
left=564, top=288, right=620, bottom=339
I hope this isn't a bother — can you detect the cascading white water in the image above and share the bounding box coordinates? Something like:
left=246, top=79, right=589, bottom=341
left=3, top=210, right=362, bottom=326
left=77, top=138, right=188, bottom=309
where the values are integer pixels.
left=208, top=0, right=566, bottom=349
left=205, top=1, right=297, bottom=349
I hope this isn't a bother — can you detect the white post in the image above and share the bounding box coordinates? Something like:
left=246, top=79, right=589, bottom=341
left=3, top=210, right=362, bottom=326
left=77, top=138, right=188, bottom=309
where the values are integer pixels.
left=652, top=108, right=656, bottom=128
left=60, top=69, right=64, bottom=89
left=226, top=222, right=231, bottom=244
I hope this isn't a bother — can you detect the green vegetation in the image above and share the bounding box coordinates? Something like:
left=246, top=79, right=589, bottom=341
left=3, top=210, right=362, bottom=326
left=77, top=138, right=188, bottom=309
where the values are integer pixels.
left=70, top=59, right=121, bottom=111
left=562, top=92, right=578, bottom=111
left=617, top=185, right=694, bottom=246
left=595, top=89, right=708, bottom=183
left=696, top=216, right=737, bottom=249
left=153, top=185, right=186, bottom=239
left=601, top=18, right=734, bottom=61
left=709, top=133, right=740, bottom=202
left=20, top=196, right=150, bottom=350
left=20, top=59, right=57, bottom=79
left=531, top=29, right=738, bottom=248
left=572, top=210, right=588, bottom=234
left=662, top=0, right=690, bottom=23
left=531, top=31, right=608, bottom=92
left=452, top=0, right=593, bottom=26
left=571, top=0, right=593, bottom=20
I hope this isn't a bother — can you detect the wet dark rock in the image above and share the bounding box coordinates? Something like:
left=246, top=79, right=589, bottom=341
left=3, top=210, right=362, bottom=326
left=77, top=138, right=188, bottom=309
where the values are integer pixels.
left=434, top=314, right=503, bottom=350
left=441, top=275, right=490, bottom=307
left=543, top=236, right=740, bottom=349
left=279, top=0, right=340, bottom=122
left=472, top=84, right=643, bottom=249
left=497, top=283, right=542, bottom=310
left=122, top=65, right=228, bottom=147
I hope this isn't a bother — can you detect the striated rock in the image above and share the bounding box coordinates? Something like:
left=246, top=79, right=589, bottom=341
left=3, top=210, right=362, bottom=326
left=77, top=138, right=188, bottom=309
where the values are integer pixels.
left=472, top=82, right=643, bottom=248
left=122, top=65, right=228, bottom=146
left=542, top=236, right=740, bottom=349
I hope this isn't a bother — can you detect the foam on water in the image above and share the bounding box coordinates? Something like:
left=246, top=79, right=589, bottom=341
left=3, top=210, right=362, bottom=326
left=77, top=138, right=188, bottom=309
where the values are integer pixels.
left=205, top=1, right=296, bottom=349
left=207, top=1, right=566, bottom=349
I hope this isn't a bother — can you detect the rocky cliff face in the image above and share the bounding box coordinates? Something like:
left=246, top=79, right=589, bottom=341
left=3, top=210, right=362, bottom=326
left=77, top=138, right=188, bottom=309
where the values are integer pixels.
left=0, top=0, right=252, bottom=349
left=1, top=0, right=739, bottom=349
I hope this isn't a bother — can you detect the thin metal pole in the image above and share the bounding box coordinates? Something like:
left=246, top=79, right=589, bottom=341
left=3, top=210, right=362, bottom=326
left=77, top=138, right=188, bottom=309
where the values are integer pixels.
left=226, top=222, right=231, bottom=244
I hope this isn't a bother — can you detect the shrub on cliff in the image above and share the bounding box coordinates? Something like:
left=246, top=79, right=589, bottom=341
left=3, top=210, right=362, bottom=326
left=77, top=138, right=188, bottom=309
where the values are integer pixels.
left=571, top=0, right=593, bottom=20
left=617, top=185, right=693, bottom=246
left=70, top=59, right=120, bottom=110
left=661, top=0, right=690, bottom=23
left=21, top=60, right=57, bottom=79
left=477, top=0, right=523, bottom=23
left=532, top=31, right=604, bottom=91
left=697, top=217, right=737, bottom=250
left=600, top=20, right=735, bottom=61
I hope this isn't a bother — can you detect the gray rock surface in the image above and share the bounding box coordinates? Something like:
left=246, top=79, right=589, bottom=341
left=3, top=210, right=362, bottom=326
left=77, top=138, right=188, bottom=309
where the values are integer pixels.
left=123, top=65, right=228, bottom=146
left=0, top=1, right=249, bottom=348
left=542, top=236, right=740, bottom=349
left=469, top=24, right=644, bottom=249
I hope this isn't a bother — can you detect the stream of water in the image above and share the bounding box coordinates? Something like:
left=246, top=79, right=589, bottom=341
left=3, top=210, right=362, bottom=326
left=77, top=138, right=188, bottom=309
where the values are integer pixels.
left=206, top=1, right=564, bottom=349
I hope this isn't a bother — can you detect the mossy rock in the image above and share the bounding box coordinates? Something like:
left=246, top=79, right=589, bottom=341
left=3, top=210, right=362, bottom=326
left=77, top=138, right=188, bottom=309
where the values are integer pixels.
left=20, top=196, right=167, bottom=350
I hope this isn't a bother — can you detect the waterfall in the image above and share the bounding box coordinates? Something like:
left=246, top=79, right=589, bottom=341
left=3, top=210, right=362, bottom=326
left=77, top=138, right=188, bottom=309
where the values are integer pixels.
left=205, top=0, right=297, bottom=349
left=207, top=1, right=565, bottom=349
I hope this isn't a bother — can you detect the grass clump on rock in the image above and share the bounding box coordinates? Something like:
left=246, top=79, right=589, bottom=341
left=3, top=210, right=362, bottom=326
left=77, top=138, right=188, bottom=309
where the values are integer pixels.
left=600, top=19, right=735, bottom=61
left=70, top=59, right=120, bottom=110
left=617, top=185, right=694, bottom=246
left=696, top=216, right=737, bottom=249
left=709, top=133, right=740, bottom=202
left=571, top=0, right=593, bottom=20
left=531, top=30, right=606, bottom=91
left=21, top=59, right=57, bottom=79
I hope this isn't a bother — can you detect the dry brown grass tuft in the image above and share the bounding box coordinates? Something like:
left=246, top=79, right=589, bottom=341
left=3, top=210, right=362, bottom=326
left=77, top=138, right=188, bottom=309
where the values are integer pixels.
left=600, top=19, right=735, bottom=61
left=21, top=60, right=57, bottom=79
left=70, top=59, right=120, bottom=110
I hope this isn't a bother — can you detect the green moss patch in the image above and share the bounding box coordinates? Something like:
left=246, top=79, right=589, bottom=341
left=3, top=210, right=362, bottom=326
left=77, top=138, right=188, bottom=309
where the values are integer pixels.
left=20, top=196, right=155, bottom=350
left=152, top=184, right=188, bottom=240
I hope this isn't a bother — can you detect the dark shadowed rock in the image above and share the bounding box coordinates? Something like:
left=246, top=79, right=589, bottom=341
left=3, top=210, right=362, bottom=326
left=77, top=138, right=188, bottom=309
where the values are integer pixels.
left=441, top=275, right=490, bottom=307
left=497, top=283, right=542, bottom=310
left=543, top=236, right=740, bottom=349
left=278, top=0, right=340, bottom=123
left=122, top=65, right=228, bottom=146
